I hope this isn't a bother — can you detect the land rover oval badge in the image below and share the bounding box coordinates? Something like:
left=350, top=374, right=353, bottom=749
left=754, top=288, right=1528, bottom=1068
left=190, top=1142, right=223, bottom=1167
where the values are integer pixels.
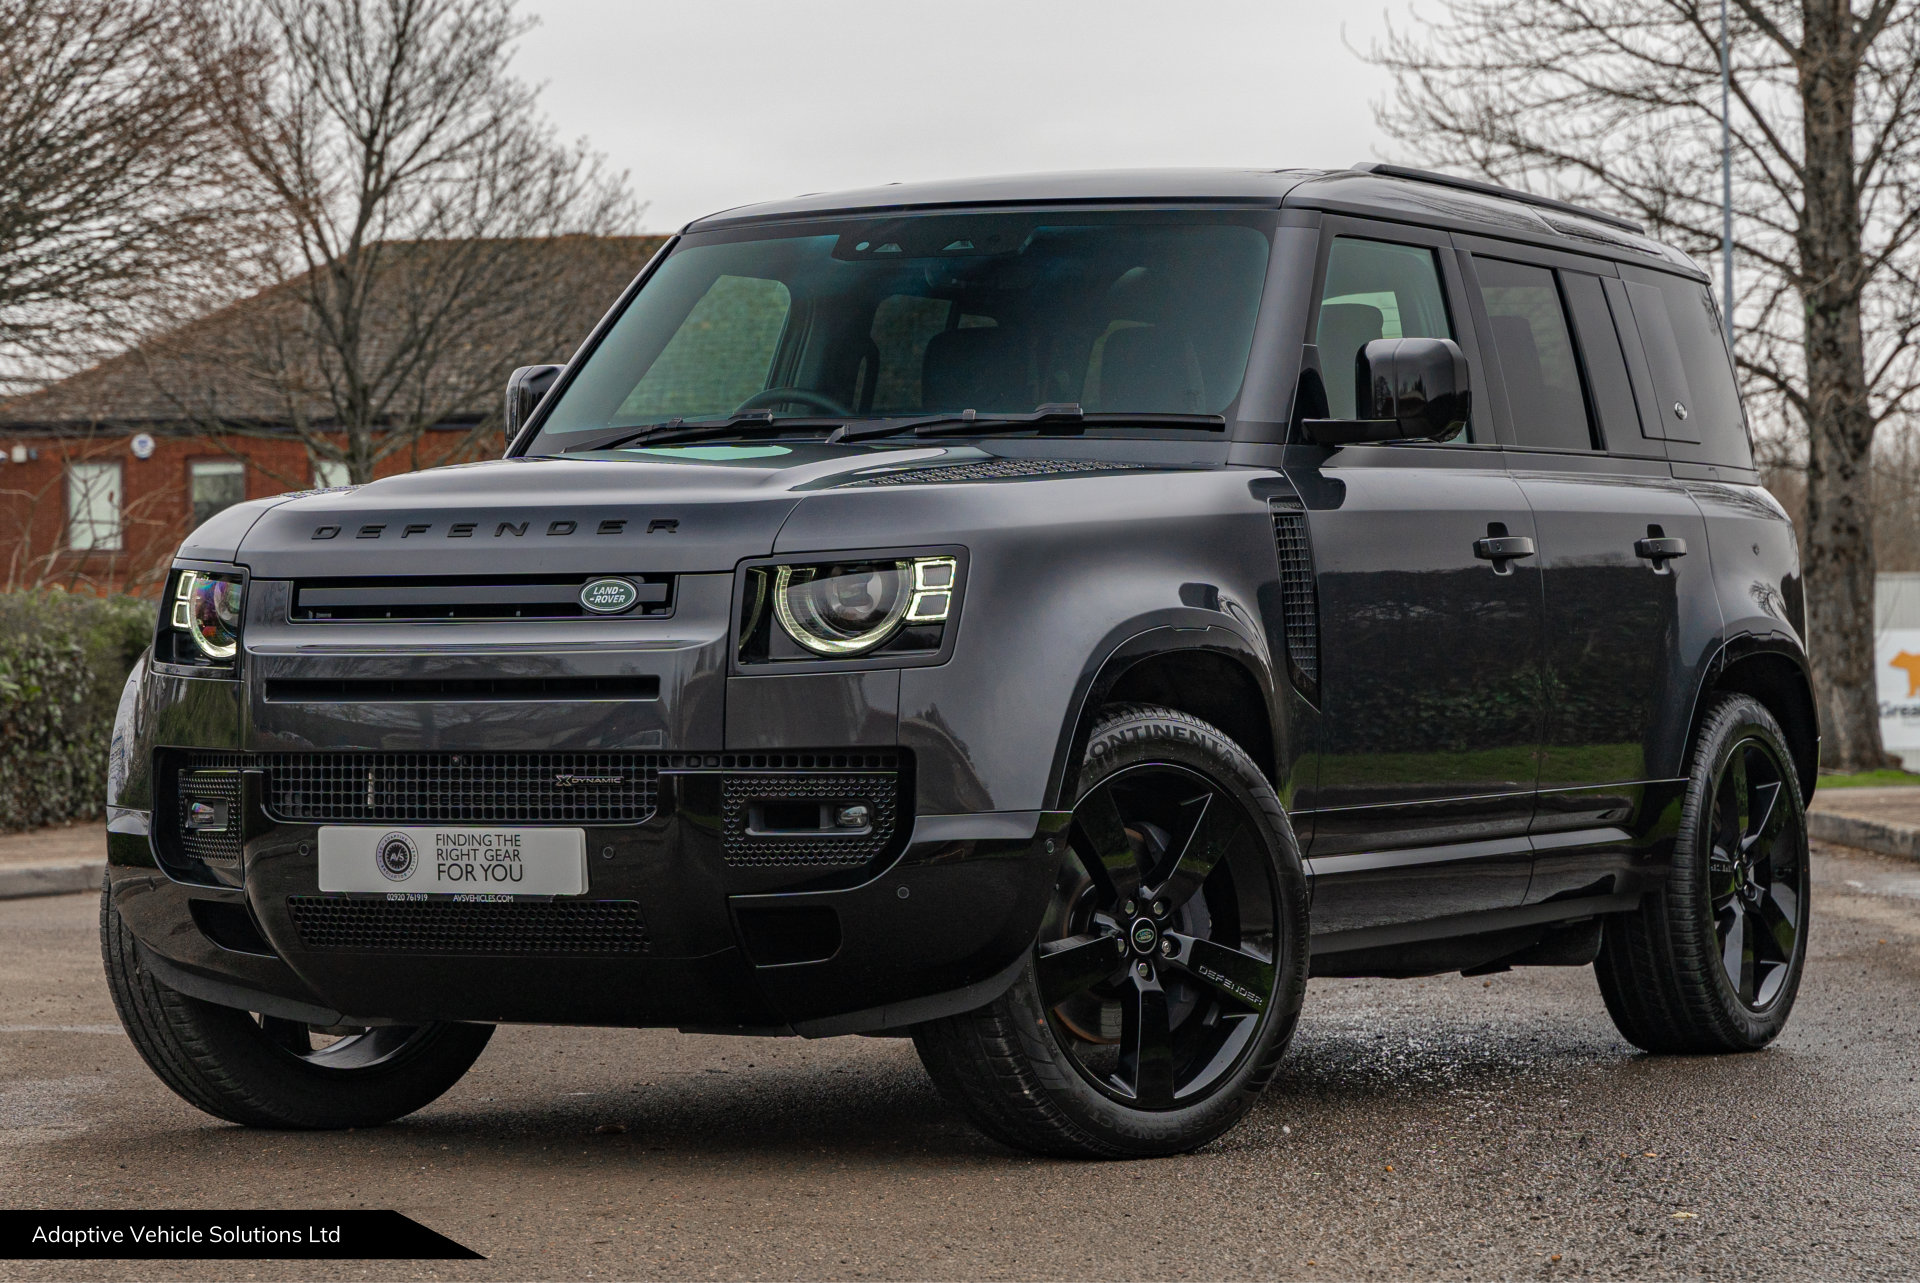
left=580, top=577, right=639, bottom=614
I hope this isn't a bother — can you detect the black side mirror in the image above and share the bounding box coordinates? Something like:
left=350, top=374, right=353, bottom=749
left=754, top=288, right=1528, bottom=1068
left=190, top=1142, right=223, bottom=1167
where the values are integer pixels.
left=1301, top=337, right=1471, bottom=446
left=504, top=364, right=564, bottom=444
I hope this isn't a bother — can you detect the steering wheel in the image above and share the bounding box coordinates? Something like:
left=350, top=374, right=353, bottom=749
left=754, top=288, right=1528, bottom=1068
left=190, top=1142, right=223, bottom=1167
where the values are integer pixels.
left=734, top=387, right=851, bottom=416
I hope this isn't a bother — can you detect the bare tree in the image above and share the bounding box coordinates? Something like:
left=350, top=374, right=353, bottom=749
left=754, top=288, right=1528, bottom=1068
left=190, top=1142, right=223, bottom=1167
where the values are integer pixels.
left=1369, top=0, right=1920, bottom=772
left=0, top=0, right=248, bottom=396
left=182, top=0, right=640, bottom=483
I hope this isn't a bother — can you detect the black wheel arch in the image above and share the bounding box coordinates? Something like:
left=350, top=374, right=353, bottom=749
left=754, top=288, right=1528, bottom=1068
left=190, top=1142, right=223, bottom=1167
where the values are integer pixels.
left=1046, top=619, right=1282, bottom=811
left=1686, top=634, right=1819, bottom=799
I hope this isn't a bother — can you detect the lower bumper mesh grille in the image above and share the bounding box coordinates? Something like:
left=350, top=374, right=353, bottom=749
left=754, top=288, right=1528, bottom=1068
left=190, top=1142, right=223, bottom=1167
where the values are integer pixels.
left=285, top=897, right=649, bottom=955
left=259, top=752, right=661, bottom=824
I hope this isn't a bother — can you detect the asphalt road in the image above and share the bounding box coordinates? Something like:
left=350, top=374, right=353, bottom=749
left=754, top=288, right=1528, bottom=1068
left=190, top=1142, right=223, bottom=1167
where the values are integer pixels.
left=4, top=845, right=1918, bottom=1282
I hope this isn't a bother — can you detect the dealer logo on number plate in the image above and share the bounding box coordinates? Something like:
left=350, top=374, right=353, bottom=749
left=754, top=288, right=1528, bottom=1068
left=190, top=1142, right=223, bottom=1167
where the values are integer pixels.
left=375, top=831, right=418, bottom=881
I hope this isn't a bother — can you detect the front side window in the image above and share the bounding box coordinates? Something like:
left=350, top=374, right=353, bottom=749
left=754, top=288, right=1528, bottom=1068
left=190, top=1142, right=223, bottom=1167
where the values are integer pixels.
left=1315, top=238, right=1456, bottom=426
left=66, top=461, right=122, bottom=551
left=189, top=459, right=246, bottom=528
left=1474, top=257, right=1596, bottom=451
left=531, top=212, right=1273, bottom=448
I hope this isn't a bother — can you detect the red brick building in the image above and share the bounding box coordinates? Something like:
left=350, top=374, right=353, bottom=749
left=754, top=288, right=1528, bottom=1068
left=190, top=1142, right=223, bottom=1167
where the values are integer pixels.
left=0, top=235, right=665, bottom=596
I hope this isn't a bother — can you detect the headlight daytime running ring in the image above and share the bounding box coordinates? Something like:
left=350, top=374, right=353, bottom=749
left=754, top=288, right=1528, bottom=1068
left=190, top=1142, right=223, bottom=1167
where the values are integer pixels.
left=173, top=569, right=244, bottom=661
left=773, top=561, right=912, bottom=655
left=768, top=555, right=959, bottom=657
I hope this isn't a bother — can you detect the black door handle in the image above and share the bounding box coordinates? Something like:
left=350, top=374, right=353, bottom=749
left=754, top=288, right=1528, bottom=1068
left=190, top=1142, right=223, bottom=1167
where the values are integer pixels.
left=1634, top=536, right=1688, bottom=562
left=1473, top=535, right=1536, bottom=562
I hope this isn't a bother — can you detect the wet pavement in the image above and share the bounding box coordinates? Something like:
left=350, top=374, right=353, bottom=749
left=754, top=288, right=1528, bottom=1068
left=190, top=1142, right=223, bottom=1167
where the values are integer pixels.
left=3, top=844, right=1917, bottom=1281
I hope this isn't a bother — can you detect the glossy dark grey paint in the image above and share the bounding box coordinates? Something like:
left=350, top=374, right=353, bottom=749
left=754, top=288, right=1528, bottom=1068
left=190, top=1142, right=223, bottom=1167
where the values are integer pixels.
left=108, top=167, right=1815, bottom=1031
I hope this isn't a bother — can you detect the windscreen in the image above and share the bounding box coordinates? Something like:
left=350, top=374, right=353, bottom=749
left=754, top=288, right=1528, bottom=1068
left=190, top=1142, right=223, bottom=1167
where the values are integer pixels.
left=531, top=212, right=1273, bottom=446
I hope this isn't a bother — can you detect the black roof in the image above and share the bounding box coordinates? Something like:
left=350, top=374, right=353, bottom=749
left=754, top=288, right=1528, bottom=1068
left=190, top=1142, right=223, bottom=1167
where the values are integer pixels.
left=685, top=164, right=1697, bottom=274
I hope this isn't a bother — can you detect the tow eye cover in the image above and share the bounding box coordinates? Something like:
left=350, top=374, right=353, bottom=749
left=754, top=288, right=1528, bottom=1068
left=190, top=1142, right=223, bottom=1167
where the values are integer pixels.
left=580, top=577, right=640, bottom=615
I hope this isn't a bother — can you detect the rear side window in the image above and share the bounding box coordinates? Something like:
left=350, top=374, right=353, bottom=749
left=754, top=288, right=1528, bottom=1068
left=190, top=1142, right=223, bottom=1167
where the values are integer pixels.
left=1622, top=271, right=1753, bottom=469
left=1316, top=238, right=1457, bottom=427
left=1473, top=258, right=1596, bottom=451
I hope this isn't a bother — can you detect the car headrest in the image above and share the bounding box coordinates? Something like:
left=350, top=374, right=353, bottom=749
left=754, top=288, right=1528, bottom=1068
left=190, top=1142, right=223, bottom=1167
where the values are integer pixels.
left=1314, top=303, right=1388, bottom=414
left=921, top=327, right=1032, bottom=412
left=1490, top=314, right=1548, bottom=417
left=1316, top=303, right=1386, bottom=370
left=1093, top=324, right=1206, bottom=413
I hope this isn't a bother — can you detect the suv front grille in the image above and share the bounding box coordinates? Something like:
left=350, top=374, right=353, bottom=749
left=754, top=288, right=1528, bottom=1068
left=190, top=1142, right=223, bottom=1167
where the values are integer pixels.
left=260, top=752, right=660, bottom=824
left=285, top=897, right=650, bottom=955
left=291, top=574, right=673, bottom=622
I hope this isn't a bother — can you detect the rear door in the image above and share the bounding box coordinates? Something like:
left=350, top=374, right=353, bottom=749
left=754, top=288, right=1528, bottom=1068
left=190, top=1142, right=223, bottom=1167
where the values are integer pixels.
left=1291, top=221, right=1544, bottom=934
left=1457, top=241, right=1720, bottom=903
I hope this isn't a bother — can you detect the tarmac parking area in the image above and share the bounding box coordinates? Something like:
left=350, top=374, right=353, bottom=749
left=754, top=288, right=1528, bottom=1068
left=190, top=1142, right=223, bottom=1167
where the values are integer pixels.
left=3, top=845, right=1918, bottom=1281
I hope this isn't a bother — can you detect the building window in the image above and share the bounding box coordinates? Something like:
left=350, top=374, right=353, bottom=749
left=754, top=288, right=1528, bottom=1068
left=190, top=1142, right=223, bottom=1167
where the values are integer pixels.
left=313, top=460, right=351, bottom=489
left=66, top=462, right=124, bottom=551
left=189, top=459, right=247, bottom=529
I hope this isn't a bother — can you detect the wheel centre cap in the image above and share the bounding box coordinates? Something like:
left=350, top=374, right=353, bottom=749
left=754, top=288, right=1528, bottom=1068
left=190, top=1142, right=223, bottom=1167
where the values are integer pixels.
left=1129, top=918, right=1159, bottom=954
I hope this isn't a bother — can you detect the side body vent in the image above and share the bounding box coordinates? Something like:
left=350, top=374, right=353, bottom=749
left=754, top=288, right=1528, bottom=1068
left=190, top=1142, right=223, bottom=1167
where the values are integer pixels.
left=1269, top=499, right=1321, bottom=704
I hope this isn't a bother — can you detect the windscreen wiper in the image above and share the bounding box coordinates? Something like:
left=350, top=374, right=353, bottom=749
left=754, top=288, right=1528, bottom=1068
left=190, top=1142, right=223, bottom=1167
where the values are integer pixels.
left=569, top=412, right=844, bottom=453
left=830, top=404, right=1226, bottom=442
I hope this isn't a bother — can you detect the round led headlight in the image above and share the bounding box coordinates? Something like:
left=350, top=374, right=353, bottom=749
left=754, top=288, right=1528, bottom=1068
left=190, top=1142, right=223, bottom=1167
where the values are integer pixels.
left=773, top=561, right=913, bottom=655
left=171, top=571, right=244, bottom=661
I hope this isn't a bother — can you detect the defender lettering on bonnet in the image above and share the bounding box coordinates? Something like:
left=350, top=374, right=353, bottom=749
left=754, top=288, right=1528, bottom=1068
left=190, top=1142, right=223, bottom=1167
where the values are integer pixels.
left=309, top=517, right=658, bottom=540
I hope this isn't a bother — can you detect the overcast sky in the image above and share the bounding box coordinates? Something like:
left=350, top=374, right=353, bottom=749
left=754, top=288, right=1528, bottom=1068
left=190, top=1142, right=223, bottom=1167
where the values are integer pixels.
left=514, top=0, right=1418, bottom=232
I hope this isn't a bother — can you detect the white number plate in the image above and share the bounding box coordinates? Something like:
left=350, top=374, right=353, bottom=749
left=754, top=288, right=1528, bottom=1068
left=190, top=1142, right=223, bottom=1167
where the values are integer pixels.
left=317, top=826, right=586, bottom=896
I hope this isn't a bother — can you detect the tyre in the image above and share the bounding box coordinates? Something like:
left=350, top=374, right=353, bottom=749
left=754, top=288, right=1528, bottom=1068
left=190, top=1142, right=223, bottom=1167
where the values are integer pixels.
left=101, top=877, right=493, bottom=1128
left=1594, top=693, right=1811, bottom=1053
left=914, top=704, right=1309, bottom=1158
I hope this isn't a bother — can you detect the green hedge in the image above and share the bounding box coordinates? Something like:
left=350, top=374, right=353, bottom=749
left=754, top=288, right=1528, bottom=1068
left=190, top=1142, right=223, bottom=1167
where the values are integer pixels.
left=0, top=592, right=153, bottom=832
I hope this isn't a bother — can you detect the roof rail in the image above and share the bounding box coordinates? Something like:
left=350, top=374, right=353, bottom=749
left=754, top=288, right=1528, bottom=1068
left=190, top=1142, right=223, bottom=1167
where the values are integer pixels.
left=1350, top=162, right=1645, bottom=234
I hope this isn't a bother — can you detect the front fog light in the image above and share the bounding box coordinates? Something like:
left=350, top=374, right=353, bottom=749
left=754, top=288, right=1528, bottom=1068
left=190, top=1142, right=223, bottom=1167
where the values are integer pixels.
left=171, top=571, right=244, bottom=661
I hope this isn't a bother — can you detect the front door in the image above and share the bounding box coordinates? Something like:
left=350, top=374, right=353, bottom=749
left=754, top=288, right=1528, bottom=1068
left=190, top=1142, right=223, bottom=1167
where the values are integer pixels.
left=1291, top=225, right=1546, bottom=935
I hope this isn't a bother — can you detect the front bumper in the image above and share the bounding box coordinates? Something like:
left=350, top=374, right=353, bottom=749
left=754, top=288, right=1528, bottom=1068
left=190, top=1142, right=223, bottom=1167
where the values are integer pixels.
left=109, top=764, right=1067, bottom=1035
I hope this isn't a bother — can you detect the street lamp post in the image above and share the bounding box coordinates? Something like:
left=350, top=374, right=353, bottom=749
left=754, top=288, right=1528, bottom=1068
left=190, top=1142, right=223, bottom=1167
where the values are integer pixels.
left=1721, top=0, right=1734, bottom=350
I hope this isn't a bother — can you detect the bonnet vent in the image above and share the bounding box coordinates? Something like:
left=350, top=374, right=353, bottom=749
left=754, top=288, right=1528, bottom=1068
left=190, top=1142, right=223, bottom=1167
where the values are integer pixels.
left=839, top=459, right=1154, bottom=487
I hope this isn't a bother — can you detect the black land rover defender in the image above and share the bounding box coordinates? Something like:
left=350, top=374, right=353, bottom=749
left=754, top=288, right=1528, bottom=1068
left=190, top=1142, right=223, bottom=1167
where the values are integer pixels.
left=103, top=165, right=1815, bottom=1158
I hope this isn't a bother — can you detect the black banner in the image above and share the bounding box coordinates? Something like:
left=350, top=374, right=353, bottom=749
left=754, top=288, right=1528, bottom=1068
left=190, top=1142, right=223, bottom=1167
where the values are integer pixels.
left=0, top=1210, right=481, bottom=1260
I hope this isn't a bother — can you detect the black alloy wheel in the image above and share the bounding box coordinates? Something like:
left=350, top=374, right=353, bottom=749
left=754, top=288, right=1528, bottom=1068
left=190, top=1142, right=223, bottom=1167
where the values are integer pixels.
left=1594, top=693, right=1811, bottom=1053
left=913, top=704, right=1308, bottom=1158
left=1039, top=761, right=1279, bottom=1109
left=1707, top=737, right=1804, bottom=1010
